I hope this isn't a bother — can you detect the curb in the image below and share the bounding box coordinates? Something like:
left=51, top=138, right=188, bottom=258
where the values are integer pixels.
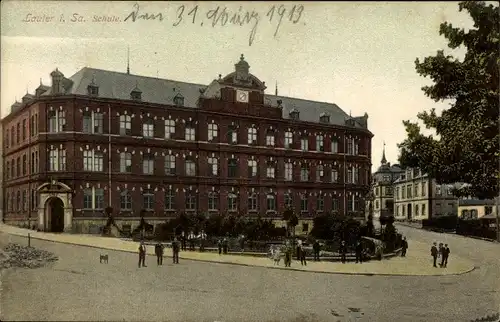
left=397, top=224, right=499, bottom=243
left=3, top=231, right=477, bottom=277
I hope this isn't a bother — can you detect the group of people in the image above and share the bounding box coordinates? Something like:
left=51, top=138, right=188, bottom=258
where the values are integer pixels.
left=430, top=242, right=451, bottom=268
left=137, top=238, right=181, bottom=268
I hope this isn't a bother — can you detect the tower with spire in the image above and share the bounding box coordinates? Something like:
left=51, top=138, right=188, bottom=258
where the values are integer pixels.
left=381, top=141, right=387, bottom=165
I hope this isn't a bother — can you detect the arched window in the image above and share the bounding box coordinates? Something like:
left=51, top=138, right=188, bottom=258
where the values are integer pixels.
left=120, top=190, right=132, bottom=210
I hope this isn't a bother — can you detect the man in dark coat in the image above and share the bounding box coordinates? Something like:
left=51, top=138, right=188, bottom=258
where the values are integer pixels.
left=217, top=239, right=223, bottom=255
left=155, top=242, right=164, bottom=265
left=172, top=237, right=180, bottom=264
left=339, top=241, right=347, bottom=264
left=401, top=237, right=408, bottom=257
left=299, top=244, right=307, bottom=266
left=222, top=238, right=229, bottom=254
left=313, top=240, right=321, bottom=261
left=138, top=240, right=147, bottom=268
left=441, top=244, right=450, bottom=268
left=431, top=242, right=438, bottom=267
left=355, top=240, right=363, bottom=264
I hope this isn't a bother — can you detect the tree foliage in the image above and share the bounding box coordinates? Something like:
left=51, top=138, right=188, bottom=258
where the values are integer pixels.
left=398, top=1, right=499, bottom=199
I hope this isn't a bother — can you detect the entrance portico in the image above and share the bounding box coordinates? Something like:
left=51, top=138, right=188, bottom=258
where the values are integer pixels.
left=37, top=181, right=73, bottom=232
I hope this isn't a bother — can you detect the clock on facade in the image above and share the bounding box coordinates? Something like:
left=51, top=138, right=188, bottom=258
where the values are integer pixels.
left=236, top=89, right=249, bottom=103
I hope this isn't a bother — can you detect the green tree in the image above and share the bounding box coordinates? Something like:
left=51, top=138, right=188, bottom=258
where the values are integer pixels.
left=398, top=1, right=499, bottom=199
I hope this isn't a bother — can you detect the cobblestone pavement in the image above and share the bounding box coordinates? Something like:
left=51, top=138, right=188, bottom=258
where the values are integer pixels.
left=1, top=229, right=499, bottom=322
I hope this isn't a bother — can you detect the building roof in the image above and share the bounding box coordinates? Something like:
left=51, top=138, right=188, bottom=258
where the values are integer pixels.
left=40, top=65, right=369, bottom=130
left=458, top=199, right=496, bottom=206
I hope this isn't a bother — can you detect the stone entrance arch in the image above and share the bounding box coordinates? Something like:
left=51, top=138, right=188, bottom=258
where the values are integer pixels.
left=37, top=181, right=73, bottom=232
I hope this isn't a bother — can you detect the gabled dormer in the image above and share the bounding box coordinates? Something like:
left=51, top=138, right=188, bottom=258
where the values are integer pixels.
left=319, top=112, right=330, bottom=124
left=130, top=82, right=142, bottom=101
left=173, top=93, right=184, bottom=107
left=22, top=92, right=34, bottom=104
left=10, top=100, right=22, bottom=113
left=87, top=75, right=99, bottom=97
left=35, top=79, right=50, bottom=97
left=289, top=108, right=300, bottom=120
left=345, top=117, right=356, bottom=127
left=50, top=68, right=64, bottom=94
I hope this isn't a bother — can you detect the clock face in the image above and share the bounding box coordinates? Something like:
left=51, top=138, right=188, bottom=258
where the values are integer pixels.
left=236, top=90, right=249, bottom=103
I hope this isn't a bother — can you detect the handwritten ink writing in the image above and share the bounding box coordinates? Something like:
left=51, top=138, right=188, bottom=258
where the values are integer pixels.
left=267, top=4, right=304, bottom=38
left=124, top=3, right=164, bottom=23
left=205, top=6, right=260, bottom=45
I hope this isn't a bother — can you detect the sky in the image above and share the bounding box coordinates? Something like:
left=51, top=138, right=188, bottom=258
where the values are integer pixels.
left=1, top=1, right=475, bottom=171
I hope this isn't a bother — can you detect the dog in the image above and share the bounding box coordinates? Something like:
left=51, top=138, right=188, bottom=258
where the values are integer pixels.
left=100, top=254, right=109, bottom=264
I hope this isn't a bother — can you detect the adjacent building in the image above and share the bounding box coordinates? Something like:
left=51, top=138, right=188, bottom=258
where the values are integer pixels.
left=2, top=54, right=373, bottom=234
left=393, top=168, right=459, bottom=222
left=458, top=199, right=497, bottom=220
left=368, top=145, right=404, bottom=220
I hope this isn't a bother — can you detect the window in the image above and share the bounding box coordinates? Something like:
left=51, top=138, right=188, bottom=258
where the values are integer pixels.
left=435, top=185, right=441, bottom=195
left=265, top=131, right=275, bottom=146
left=95, top=188, right=104, bottom=209
left=22, top=190, right=27, bottom=211
left=331, top=168, right=338, bottom=182
left=331, top=138, right=338, bottom=153
left=143, top=189, right=154, bottom=210
left=421, top=182, right=426, bottom=196
left=120, top=190, right=132, bottom=210
left=48, top=149, right=66, bottom=171
left=5, top=130, right=9, bottom=148
left=316, top=164, right=324, bottom=181
left=22, top=154, right=27, bottom=176
left=347, top=166, right=353, bottom=184
left=16, top=158, right=20, bottom=177
left=266, top=163, right=275, bottom=179
left=284, top=162, right=293, bottom=181
left=119, top=114, right=132, bottom=135
left=48, top=110, right=66, bottom=133
left=414, top=184, right=419, bottom=197
left=16, top=191, right=21, bottom=211
left=83, top=111, right=104, bottom=134
left=228, top=193, right=238, bottom=211
left=248, top=192, right=258, bottom=211
left=285, top=131, right=293, bottom=148
left=407, top=185, right=412, bottom=198
left=164, top=119, right=176, bottom=139
left=22, top=119, right=26, bottom=141
left=300, top=138, right=308, bottom=151
left=352, top=166, right=358, bottom=184
left=185, top=193, right=196, bottom=210
left=185, top=126, right=195, bottom=141
left=302, top=223, right=309, bottom=232
left=402, top=187, right=406, bottom=199
left=83, top=150, right=104, bottom=172
left=227, top=126, right=238, bottom=144
left=354, top=140, right=359, bottom=155
left=142, top=119, right=154, bottom=137
left=300, top=164, right=309, bottom=181
left=143, top=154, right=154, bottom=175
left=415, top=204, right=419, bottom=216
left=16, top=123, right=20, bottom=143
left=164, top=189, right=175, bottom=210
left=185, top=160, right=196, bottom=176
left=247, top=127, right=257, bottom=144
left=284, top=193, right=293, bottom=209
left=83, top=189, right=93, bottom=209
left=164, top=154, right=176, bottom=175
left=31, top=189, right=37, bottom=210
left=173, top=94, right=184, bottom=106
left=421, top=204, right=426, bottom=216
left=120, top=152, right=132, bottom=173
left=34, top=151, right=38, bottom=173
left=228, top=158, right=238, bottom=177
left=266, top=194, right=276, bottom=211
left=332, top=197, right=339, bottom=211
left=317, top=195, right=324, bottom=212
left=208, top=123, right=218, bottom=141
left=34, top=114, right=38, bottom=135
left=316, top=135, right=324, bottom=152
left=347, top=138, right=354, bottom=155
left=248, top=159, right=257, bottom=178
left=300, top=194, right=308, bottom=212
left=208, top=192, right=219, bottom=210
left=208, top=156, right=218, bottom=176
left=10, top=127, right=14, bottom=146
left=6, top=161, right=10, bottom=180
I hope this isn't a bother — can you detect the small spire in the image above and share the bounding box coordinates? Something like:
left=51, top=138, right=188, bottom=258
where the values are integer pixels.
left=40, top=78, right=42, bottom=85
left=26, top=85, right=29, bottom=94
left=275, top=81, right=278, bottom=96
left=127, top=45, right=130, bottom=74
left=381, top=141, right=387, bottom=165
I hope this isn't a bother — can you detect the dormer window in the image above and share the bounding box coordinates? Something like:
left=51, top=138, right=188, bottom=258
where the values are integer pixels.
left=320, top=113, right=330, bottom=124
left=174, top=94, right=184, bottom=107
left=87, top=75, right=99, bottom=97
left=345, top=118, right=355, bottom=127
left=289, top=109, right=300, bottom=120
left=130, top=83, right=142, bottom=101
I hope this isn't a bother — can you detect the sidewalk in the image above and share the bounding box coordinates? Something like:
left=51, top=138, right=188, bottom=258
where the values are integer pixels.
left=0, top=224, right=476, bottom=276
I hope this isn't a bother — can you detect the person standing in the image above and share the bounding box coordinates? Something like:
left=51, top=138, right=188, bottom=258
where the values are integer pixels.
left=431, top=242, right=438, bottom=267
left=222, top=237, right=229, bottom=254
left=172, top=237, right=180, bottom=264
left=296, top=239, right=303, bottom=260
left=313, top=240, right=320, bottom=261
left=355, top=240, right=363, bottom=264
left=299, top=244, right=307, bottom=266
left=441, top=244, right=450, bottom=268
left=138, top=240, right=147, bottom=268
left=339, top=241, right=347, bottom=264
left=155, top=241, right=164, bottom=265
left=284, top=243, right=292, bottom=267
left=217, top=239, right=223, bottom=255
left=438, top=242, right=444, bottom=263
left=401, top=237, right=408, bottom=257
left=181, top=231, right=187, bottom=251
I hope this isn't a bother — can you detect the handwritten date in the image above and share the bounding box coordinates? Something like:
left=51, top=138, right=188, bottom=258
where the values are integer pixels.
left=124, top=3, right=305, bottom=46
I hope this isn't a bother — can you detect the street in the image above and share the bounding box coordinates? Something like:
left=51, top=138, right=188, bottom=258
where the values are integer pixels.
left=1, top=227, right=499, bottom=322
